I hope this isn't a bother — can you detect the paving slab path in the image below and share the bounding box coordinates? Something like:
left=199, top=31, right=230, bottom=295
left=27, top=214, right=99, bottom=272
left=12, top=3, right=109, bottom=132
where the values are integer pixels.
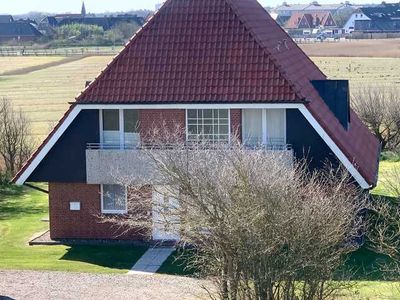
left=128, top=247, right=175, bottom=275
left=0, top=270, right=209, bottom=300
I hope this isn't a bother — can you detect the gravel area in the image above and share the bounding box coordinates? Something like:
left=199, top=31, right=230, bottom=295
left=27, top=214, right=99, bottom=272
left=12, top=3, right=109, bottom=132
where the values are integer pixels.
left=0, top=270, right=210, bottom=300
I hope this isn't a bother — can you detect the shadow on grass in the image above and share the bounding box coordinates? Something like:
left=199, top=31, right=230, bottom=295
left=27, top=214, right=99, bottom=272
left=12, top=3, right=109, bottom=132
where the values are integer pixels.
left=157, top=249, right=198, bottom=276
left=59, top=245, right=148, bottom=270
left=341, top=246, right=394, bottom=281
left=0, top=185, right=47, bottom=221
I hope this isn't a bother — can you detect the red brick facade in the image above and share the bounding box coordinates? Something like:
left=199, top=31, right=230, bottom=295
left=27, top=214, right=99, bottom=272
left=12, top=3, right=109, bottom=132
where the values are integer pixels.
left=49, top=183, right=145, bottom=240
left=49, top=108, right=243, bottom=240
left=230, top=109, right=242, bottom=142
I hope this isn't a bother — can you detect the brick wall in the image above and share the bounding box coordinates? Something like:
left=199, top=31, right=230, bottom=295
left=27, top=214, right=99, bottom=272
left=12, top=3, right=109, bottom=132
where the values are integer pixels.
left=139, top=109, right=186, bottom=143
left=49, top=182, right=147, bottom=240
left=230, top=109, right=242, bottom=142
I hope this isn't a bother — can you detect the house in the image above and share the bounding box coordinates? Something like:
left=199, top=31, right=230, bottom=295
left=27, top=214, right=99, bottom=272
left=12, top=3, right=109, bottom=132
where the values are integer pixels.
left=0, top=15, right=14, bottom=23
left=285, top=11, right=337, bottom=29
left=273, top=1, right=357, bottom=18
left=343, top=9, right=372, bottom=34
left=0, top=18, right=42, bottom=42
left=13, top=0, right=379, bottom=242
left=38, top=2, right=145, bottom=32
left=345, top=3, right=400, bottom=33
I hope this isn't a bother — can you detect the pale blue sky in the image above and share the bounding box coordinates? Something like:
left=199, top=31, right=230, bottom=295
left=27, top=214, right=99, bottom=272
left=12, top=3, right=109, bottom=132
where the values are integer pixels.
left=0, top=0, right=383, bottom=15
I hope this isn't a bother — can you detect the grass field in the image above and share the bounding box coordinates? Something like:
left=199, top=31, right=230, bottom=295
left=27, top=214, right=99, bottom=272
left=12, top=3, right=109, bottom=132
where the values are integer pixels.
left=0, top=56, right=111, bottom=141
left=311, top=57, right=400, bottom=89
left=0, top=56, right=65, bottom=76
left=0, top=55, right=399, bottom=141
left=300, top=39, right=400, bottom=58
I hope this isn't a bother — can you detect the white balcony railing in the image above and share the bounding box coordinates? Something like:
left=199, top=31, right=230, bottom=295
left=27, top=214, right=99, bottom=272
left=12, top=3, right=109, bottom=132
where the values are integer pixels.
left=86, top=143, right=293, bottom=185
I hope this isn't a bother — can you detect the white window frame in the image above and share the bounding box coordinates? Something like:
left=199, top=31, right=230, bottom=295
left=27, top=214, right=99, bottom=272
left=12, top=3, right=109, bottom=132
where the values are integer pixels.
left=99, top=109, right=139, bottom=149
left=100, top=184, right=128, bottom=214
left=242, top=108, right=286, bottom=146
left=185, top=109, right=231, bottom=143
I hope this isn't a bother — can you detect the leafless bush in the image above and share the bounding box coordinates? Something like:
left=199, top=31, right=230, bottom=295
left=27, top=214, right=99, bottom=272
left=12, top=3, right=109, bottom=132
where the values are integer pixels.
left=102, top=126, right=366, bottom=300
left=351, top=86, right=400, bottom=151
left=0, top=97, right=33, bottom=179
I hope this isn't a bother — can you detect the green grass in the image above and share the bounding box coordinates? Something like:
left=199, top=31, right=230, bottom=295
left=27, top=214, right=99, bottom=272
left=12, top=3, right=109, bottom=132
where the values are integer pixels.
left=372, top=158, right=400, bottom=197
left=0, top=56, right=112, bottom=140
left=0, top=184, right=147, bottom=273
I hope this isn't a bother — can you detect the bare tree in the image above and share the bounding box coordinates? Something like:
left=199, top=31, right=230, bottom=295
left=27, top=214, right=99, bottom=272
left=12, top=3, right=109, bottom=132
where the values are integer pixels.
left=0, top=98, right=33, bottom=178
left=101, top=126, right=366, bottom=300
left=351, top=86, right=400, bottom=151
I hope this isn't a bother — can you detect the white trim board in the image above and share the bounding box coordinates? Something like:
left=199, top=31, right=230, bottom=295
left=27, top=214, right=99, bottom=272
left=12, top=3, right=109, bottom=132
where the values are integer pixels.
left=15, top=103, right=371, bottom=189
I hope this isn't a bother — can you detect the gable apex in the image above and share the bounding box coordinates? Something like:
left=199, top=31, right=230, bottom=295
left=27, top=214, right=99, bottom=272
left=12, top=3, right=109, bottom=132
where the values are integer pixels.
left=76, top=0, right=326, bottom=104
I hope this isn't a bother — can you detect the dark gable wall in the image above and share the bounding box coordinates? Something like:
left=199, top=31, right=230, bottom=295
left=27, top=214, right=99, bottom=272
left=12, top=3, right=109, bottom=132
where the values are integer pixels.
left=27, top=109, right=99, bottom=182
left=286, top=109, right=339, bottom=171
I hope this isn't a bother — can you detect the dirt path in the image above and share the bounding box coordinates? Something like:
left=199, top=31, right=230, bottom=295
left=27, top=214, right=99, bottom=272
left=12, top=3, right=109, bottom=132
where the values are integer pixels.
left=0, top=56, right=90, bottom=76
left=0, top=270, right=210, bottom=300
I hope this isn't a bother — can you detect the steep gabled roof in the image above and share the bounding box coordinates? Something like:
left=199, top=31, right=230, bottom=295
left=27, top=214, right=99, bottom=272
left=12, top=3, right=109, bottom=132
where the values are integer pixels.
left=13, top=0, right=379, bottom=188
left=0, top=22, right=42, bottom=38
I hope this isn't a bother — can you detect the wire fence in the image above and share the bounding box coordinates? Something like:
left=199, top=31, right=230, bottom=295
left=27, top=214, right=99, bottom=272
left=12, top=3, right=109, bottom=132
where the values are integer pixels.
left=0, top=46, right=121, bottom=57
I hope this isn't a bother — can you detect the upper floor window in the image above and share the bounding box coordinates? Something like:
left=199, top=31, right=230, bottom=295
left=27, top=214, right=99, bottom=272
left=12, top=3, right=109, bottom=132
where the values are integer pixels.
left=101, top=109, right=139, bottom=149
left=187, top=109, right=230, bottom=143
left=242, top=109, right=286, bottom=149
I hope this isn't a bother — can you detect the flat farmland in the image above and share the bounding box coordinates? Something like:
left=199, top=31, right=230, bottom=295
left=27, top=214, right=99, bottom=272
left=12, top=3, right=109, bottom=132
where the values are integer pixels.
left=311, top=57, right=400, bottom=88
left=0, top=56, right=112, bottom=142
left=300, top=38, right=400, bottom=58
left=0, top=53, right=399, bottom=141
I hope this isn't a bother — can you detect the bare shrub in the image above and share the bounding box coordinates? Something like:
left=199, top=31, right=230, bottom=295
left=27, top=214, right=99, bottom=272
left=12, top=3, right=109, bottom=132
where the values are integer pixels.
left=351, top=86, right=400, bottom=151
left=0, top=97, right=33, bottom=179
left=102, top=126, right=366, bottom=300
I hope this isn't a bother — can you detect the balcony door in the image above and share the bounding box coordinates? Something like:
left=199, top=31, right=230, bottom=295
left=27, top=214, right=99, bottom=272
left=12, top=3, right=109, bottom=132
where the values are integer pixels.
left=242, top=109, right=286, bottom=148
left=101, top=109, right=140, bottom=149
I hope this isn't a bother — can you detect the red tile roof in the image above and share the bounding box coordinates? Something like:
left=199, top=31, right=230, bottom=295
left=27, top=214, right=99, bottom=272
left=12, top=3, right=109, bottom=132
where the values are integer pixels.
left=285, top=11, right=336, bottom=29
left=14, top=0, right=379, bottom=187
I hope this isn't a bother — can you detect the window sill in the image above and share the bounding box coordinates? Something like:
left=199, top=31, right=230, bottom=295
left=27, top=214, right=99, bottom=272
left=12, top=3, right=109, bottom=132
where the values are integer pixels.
left=101, top=210, right=128, bottom=215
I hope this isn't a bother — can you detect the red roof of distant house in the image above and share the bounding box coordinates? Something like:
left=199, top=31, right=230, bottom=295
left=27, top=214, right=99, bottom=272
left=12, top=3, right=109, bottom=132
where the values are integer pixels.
left=285, top=11, right=336, bottom=29
left=13, top=0, right=379, bottom=187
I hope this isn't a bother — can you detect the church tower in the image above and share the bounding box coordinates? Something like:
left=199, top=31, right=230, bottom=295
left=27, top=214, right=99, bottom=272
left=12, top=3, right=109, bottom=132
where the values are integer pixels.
left=81, top=1, right=86, bottom=16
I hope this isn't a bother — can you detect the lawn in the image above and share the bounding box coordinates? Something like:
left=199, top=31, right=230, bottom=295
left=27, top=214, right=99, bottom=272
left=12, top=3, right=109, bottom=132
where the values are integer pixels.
left=0, top=174, right=399, bottom=297
left=0, top=184, right=147, bottom=273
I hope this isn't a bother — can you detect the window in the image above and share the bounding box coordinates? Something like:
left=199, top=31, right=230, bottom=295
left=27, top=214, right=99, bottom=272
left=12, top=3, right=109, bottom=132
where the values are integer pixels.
left=101, top=184, right=127, bottom=214
left=243, top=109, right=286, bottom=148
left=187, top=109, right=229, bottom=143
left=102, top=110, right=120, bottom=147
left=101, top=109, right=140, bottom=149
left=124, top=110, right=140, bottom=148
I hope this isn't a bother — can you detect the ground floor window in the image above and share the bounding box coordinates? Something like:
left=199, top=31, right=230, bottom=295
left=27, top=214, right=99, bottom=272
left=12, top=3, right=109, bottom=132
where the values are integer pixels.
left=101, top=184, right=127, bottom=214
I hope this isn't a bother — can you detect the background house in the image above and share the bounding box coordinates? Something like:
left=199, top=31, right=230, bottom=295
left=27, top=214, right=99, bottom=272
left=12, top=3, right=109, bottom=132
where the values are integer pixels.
left=38, top=2, right=145, bottom=34
left=354, top=3, right=400, bottom=32
left=0, top=15, right=42, bottom=42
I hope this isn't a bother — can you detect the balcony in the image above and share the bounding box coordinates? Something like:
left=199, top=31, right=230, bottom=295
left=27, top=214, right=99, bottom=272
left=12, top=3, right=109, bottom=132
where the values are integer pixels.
left=86, top=143, right=294, bottom=185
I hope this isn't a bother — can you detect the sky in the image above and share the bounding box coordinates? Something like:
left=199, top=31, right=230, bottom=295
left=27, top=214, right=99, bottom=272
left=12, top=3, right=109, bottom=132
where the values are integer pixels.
left=0, top=0, right=384, bottom=15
